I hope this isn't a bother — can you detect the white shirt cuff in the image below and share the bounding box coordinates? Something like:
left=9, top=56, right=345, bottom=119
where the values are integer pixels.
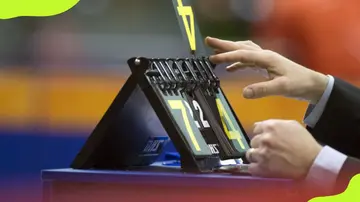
left=304, top=75, right=334, bottom=128
left=306, top=146, right=347, bottom=191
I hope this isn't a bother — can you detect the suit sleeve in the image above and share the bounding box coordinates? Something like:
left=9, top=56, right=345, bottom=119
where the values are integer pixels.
left=334, top=157, right=360, bottom=194
left=307, top=77, right=360, bottom=159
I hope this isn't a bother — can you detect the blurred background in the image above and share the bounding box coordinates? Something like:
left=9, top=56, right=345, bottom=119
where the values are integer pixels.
left=1, top=0, right=360, bottom=201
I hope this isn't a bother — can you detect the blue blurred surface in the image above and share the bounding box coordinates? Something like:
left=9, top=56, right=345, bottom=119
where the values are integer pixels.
left=0, top=132, right=85, bottom=176
left=0, top=129, right=176, bottom=202
left=0, top=131, right=177, bottom=175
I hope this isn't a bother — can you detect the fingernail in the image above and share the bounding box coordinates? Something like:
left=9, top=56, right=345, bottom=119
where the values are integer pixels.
left=225, top=66, right=234, bottom=72
left=243, top=88, right=254, bottom=98
left=206, top=36, right=213, bottom=42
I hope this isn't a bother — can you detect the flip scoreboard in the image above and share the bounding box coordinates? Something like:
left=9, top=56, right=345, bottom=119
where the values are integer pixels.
left=71, top=0, right=250, bottom=173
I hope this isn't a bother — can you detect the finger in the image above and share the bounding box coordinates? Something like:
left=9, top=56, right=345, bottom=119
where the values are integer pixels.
left=210, top=49, right=275, bottom=67
left=252, top=133, right=275, bottom=150
left=248, top=163, right=269, bottom=177
left=205, top=37, right=259, bottom=52
left=260, top=119, right=300, bottom=134
left=240, top=40, right=262, bottom=49
left=242, top=78, right=287, bottom=99
left=253, top=122, right=264, bottom=135
left=247, top=122, right=263, bottom=139
left=250, top=134, right=262, bottom=148
left=246, top=148, right=262, bottom=163
left=260, top=119, right=282, bottom=128
left=217, top=164, right=251, bottom=174
left=225, top=62, right=256, bottom=72
left=246, top=148, right=254, bottom=162
left=227, top=63, right=271, bottom=81
left=214, top=49, right=224, bottom=54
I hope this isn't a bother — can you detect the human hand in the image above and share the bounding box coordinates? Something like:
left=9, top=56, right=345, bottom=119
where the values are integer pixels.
left=205, top=37, right=329, bottom=104
left=244, top=119, right=322, bottom=179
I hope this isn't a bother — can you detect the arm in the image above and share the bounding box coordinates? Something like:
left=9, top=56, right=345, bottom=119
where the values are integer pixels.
left=335, top=157, right=360, bottom=193
left=303, top=76, right=360, bottom=195
left=304, top=153, right=360, bottom=199
left=302, top=77, right=346, bottom=195
left=206, top=37, right=360, bottom=196
left=305, top=146, right=347, bottom=196
left=306, top=77, right=360, bottom=159
left=303, top=75, right=334, bottom=128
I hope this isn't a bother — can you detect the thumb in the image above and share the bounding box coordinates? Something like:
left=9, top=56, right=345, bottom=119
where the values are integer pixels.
left=243, top=79, right=285, bottom=99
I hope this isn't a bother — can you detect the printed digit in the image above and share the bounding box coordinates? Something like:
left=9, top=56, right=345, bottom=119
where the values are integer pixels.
left=183, top=100, right=200, bottom=128
left=183, top=99, right=210, bottom=129
left=192, top=100, right=210, bottom=128
left=177, top=0, right=196, bottom=52
left=215, top=98, right=246, bottom=150
left=168, top=100, right=201, bottom=151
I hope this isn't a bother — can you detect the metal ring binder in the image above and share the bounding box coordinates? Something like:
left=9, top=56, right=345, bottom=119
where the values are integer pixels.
left=144, top=57, right=221, bottom=95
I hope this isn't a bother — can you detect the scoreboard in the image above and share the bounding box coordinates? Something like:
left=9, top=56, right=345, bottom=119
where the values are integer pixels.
left=71, top=0, right=250, bottom=173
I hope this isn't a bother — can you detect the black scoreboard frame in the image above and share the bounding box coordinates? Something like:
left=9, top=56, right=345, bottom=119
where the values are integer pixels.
left=71, top=0, right=251, bottom=173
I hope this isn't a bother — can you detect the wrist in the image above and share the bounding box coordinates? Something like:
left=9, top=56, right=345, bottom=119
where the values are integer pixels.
left=300, top=144, right=323, bottom=179
left=308, top=72, right=328, bottom=104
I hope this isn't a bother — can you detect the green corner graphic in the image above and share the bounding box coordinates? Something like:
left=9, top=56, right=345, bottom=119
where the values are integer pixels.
left=309, top=174, right=360, bottom=202
left=0, top=0, right=80, bottom=19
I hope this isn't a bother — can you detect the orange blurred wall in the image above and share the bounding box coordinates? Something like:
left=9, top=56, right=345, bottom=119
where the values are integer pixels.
left=0, top=71, right=316, bottom=135
left=253, top=0, right=360, bottom=82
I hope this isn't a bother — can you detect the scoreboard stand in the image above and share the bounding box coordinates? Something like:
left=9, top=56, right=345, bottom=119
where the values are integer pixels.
left=70, top=56, right=250, bottom=173
left=70, top=0, right=251, bottom=173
